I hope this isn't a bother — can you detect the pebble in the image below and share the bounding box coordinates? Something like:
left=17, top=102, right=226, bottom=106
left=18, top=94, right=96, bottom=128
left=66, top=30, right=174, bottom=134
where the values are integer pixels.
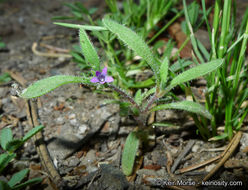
left=56, top=117, right=65, bottom=125
left=86, top=165, right=98, bottom=173
left=69, top=113, right=76, bottom=120
left=240, top=133, right=248, bottom=151
left=205, top=163, right=216, bottom=172
left=68, top=156, right=80, bottom=167
left=0, top=88, right=8, bottom=98
left=192, top=144, right=200, bottom=153
left=80, top=150, right=97, bottom=165
left=69, top=118, right=78, bottom=126
left=1, top=98, right=9, bottom=104
left=78, top=124, right=89, bottom=134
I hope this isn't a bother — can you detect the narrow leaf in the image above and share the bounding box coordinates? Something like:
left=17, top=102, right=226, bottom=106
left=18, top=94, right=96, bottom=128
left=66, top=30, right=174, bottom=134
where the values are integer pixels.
left=6, top=139, right=23, bottom=153
left=169, top=59, right=224, bottom=89
left=160, top=57, right=169, bottom=87
left=20, top=75, right=90, bottom=99
left=143, top=87, right=156, bottom=99
left=22, top=125, right=44, bottom=142
left=209, top=133, right=228, bottom=141
left=170, top=60, right=193, bottom=72
left=54, top=22, right=107, bottom=31
left=150, top=101, right=212, bottom=120
left=79, top=29, right=100, bottom=70
left=12, top=178, right=42, bottom=189
left=128, top=78, right=155, bottom=88
left=122, top=132, right=139, bottom=176
left=134, top=89, right=142, bottom=105
left=0, top=128, right=13, bottom=150
left=103, top=18, right=159, bottom=80
left=0, top=153, right=16, bottom=173
left=8, top=169, right=29, bottom=187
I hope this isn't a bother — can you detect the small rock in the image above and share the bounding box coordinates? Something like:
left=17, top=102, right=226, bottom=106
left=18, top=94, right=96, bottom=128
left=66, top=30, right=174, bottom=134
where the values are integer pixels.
left=240, top=133, right=248, bottom=152
left=69, top=113, right=76, bottom=120
left=81, top=150, right=97, bottom=166
left=78, top=124, right=89, bottom=135
left=68, top=156, right=80, bottom=167
left=47, top=134, right=82, bottom=160
left=86, top=165, right=98, bottom=173
left=151, top=150, right=165, bottom=166
left=70, top=118, right=78, bottom=127
left=56, top=117, right=65, bottom=125
left=205, top=163, right=216, bottom=172
left=1, top=98, right=9, bottom=104
left=89, top=164, right=129, bottom=190
left=192, top=144, right=200, bottom=153
left=143, top=153, right=153, bottom=166
left=0, top=88, right=8, bottom=98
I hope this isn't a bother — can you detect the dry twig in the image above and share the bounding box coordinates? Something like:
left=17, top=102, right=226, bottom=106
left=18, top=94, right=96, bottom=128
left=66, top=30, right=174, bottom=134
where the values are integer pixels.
left=11, top=71, right=64, bottom=189
left=32, top=42, right=71, bottom=58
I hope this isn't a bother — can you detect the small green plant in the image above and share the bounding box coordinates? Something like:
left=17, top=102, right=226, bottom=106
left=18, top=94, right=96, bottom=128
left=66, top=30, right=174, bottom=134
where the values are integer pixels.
left=183, top=0, right=248, bottom=140
left=52, top=2, right=97, bottom=21
left=0, top=126, right=44, bottom=189
left=0, top=73, right=11, bottom=84
left=20, top=18, right=223, bottom=175
left=54, top=0, right=182, bottom=91
left=0, top=37, right=6, bottom=49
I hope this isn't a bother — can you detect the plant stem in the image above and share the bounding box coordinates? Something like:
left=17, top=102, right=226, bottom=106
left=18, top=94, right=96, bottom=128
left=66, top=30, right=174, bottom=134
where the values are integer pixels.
left=142, top=93, right=158, bottom=113
left=107, top=84, right=140, bottom=110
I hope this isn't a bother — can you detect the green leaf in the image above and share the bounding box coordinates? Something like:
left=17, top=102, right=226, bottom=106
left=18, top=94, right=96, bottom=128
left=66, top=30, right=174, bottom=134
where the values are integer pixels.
left=8, top=169, right=29, bottom=187
left=103, top=18, right=159, bottom=80
left=0, top=128, right=13, bottom=150
left=20, top=75, right=90, bottom=99
left=143, top=87, right=156, bottom=99
left=150, top=101, right=212, bottom=120
left=0, top=73, right=11, bottom=83
left=6, top=139, right=23, bottom=153
left=0, top=180, right=11, bottom=190
left=134, top=89, right=142, bottom=105
left=122, top=132, right=139, bottom=176
left=119, top=102, right=130, bottom=117
left=170, top=60, right=193, bottom=72
left=12, top=177, right=42, bottom=190
left=54, top=22, right=107, bottom=31
left=0, top=153, right=16, bottom=173
left=160, top=57, right=169, bottom=88
left=128, top=78, right=155, bottom=88
left=22, top=125, right=44, bottom=142
left=208, top=133, right=228, bottom=141
left=79, top=29, right=100, bottom=70
left=169, top=59, right=224, bottom=89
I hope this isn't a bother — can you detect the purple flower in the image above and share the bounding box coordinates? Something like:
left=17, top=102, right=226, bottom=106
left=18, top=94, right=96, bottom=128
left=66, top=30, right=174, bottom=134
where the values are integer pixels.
left=90, top=67, right=114, bottom=84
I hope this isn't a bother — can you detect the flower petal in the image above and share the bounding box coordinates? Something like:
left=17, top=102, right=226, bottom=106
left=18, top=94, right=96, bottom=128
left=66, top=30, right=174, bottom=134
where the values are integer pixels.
left=105, top=76, right=114, bottom=83
left=96, top=71, right=101, bottom=77
left=100, top=81, right=105, bottom=84
left=90, top=77, right=99, bottom=83
left=101, top=67, right=107, bottom=76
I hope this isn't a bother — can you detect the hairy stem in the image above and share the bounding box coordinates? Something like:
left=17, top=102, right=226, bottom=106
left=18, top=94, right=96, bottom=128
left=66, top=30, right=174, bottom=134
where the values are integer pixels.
left=142, top=94, right=158, bottom=113
left=107, top=84, right=140, bottom=111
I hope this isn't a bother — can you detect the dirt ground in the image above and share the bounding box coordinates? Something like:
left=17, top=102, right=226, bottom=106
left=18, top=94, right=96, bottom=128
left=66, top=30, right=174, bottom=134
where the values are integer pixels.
left=0, top=0, right=248, bottom=190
